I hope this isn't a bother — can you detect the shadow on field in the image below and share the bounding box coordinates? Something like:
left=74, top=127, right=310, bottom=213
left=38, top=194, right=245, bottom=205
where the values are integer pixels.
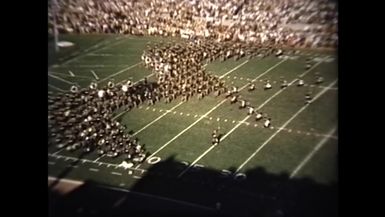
left=48, top=151, right=89, bottom=190
left=48, top=156, right=338, bottom=217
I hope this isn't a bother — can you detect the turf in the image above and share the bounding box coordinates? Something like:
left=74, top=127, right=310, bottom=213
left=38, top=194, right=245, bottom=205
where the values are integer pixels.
left=48, top=34, right=338, bottom=216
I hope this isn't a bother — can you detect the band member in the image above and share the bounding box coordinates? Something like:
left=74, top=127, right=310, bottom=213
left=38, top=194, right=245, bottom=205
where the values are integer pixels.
left=297, top=79, right=305, bottom=86
left=264, top=80, right=272, bottom=90
left=108, top=80, right=115, bottom=89
left=212, top=129, right=220, bottom=145
left=305, top=90, right=313, bottom=104
left=97, top=89, right=105, bottom=98
left=89, top=82, right=97, bottom=90
left=315, top=75, right=324, bottom=84
left=248, top=83, right=256, bottom=91
left=230, top=95, right=238, bottom=104
left=247, top=106, right=255, bottom=115
left=280, top=77, right=288, bottom=88
left=275, top=49, right=283, bottom=57
left=264, top=118, right=271, bottom=128
left=70, top=85, right=78, bottom=93
left=255, top=111, right=263, bottom=121
left=239, top=100, right=246, bottom=109
left=121, top=84, right=128, bottom=92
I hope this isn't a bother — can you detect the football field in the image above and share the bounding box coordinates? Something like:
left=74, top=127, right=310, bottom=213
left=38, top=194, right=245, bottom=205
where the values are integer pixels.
left=48, top=34, right=338, bottom=216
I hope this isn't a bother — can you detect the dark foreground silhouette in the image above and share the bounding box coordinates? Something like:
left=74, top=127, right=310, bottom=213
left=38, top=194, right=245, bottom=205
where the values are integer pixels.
left=49, top=156, right=338, bottom=217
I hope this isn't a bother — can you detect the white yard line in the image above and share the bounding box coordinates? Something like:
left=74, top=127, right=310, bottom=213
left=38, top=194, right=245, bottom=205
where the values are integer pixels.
left=54, top=64, right=132, bottom=68
left=181, top=57, right=325, bottom=174
left=147, top=99, right=228, bottom=159
left=52, top=147, right=65, bottom=156
left=56, top=39, right=111, bottom=64
left=289, top=127, right=337, bottom=178
left=148, top=61, right=270, bottom=158
left=48, top=176, right=83, bottom=185
left=319, top=134, right=338, bottom=140
left=60, top=37, right=123, bottom=66
left=93, top=155, right=104, bottom=162
left=177, top=60, right=289, bottom=177
left=133, top=102, right=184, bottom=136
left=88, top=53, right=115, bottom=56
left=48, top=84, right=65, bottom=92
left=177, top=144, right=217, bottom=178
left=235, top=79, right=338, bottom=173
left=305, top=84, right=338, bottom=90
left=218, top=59, right=249, bottom=79
left=87, top=53, right=133, bottom=57
left=90, top=70, right=99, bottom=80
left=48, top=72, right=92, bottom=79
left=48, top=74, right=74, bottom=85
left=68, top=70, right=75, bottom=77
left=149, top=60, right=285, bottom=165
left=48, top=153, right=147, bottom=172
left=113, top=196, right=128, bottom=208
left=98, top=62, right=141, bottom=83
left=320, top=86, right=338, bottom=90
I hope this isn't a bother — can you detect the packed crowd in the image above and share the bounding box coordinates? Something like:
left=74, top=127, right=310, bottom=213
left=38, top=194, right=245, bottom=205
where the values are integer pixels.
left=48, top=0, right=338, bottom=48
left=48, top=79, right=156, bottom=163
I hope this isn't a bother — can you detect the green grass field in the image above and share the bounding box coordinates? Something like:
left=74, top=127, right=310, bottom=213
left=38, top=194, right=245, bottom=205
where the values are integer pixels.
left=48, top=34, right=338, bottom=215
